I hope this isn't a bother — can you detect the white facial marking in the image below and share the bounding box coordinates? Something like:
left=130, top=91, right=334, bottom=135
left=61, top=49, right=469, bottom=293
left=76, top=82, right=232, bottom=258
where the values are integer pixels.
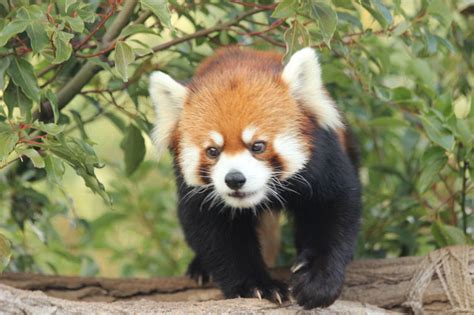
left=273, top=132, right=309, bottom=179
left=212, top=151, right=272, bottom=209
left=179, top=141, right=202, bottom=186
left=282, top=47, right=344, bottom=130
left=209, top=131, right=224, bottom=147
left=242, top=126, right=257, bottom=144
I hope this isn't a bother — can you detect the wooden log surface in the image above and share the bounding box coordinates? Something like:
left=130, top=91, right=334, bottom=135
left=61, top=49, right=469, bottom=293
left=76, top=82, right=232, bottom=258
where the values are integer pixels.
left=0, top=284, right=398, bottom=315
left=0, top=246, right=472, bottom=314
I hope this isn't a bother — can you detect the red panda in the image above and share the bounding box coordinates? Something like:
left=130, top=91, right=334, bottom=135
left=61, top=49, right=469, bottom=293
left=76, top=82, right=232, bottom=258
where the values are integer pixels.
left=149, top=47, right=361, bottom=309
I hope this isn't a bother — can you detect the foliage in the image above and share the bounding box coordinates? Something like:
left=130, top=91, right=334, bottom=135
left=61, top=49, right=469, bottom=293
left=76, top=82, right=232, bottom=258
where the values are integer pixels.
left=0, top=0, right=472, bottom=277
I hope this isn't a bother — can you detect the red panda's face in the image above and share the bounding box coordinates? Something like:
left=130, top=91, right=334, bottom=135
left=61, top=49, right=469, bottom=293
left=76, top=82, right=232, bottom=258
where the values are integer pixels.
left=175, top=76, right=311, bottom=208
left=149, top=47, right=343, bottom=210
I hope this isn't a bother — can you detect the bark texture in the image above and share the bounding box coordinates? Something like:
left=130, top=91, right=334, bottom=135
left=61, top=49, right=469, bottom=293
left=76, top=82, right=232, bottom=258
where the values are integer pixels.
left=0, top=284, right=396, bottom=315
left=0, top=245, right=472, bottom=314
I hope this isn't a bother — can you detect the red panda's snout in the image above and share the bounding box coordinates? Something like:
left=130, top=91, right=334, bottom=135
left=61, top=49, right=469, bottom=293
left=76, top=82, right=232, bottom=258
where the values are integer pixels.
left=211, top=149, right=272, bottom=209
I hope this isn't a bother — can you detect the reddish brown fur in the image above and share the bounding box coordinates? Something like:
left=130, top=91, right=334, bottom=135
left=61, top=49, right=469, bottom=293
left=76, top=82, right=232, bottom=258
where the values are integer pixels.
left=175, top=48, right=313, bottom=175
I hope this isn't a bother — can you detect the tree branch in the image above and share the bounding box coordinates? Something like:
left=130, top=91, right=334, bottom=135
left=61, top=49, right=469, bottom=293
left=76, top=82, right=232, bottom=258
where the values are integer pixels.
left=35, top=0, right=139, bottom=122
left=147, top=8, right=266, bottom=56
left=35, top=5, right=267, bottom=122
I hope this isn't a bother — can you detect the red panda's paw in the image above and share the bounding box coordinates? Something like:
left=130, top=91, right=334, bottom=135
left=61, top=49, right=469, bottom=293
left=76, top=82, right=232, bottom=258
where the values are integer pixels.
left=290, top=254, right=344, bottom=309
left=186, top=256, right=211, bottom=286
left=225, top=279, right=289, bottom=305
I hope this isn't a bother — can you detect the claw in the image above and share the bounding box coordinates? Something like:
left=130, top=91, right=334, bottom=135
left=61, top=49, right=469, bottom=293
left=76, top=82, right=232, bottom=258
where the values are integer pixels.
left=274, top=291, right=283, bottom=305
left=291, top=261, right=306, bottom=273
left=254, top=289, right=262, bottom=300
left=197, top=275, right=203, bottom=286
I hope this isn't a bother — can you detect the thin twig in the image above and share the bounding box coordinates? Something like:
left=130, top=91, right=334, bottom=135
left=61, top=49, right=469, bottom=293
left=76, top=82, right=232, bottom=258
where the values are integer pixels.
left=229, top=0, right=276, bottom=10
left=76, top=42, right=117, bottom=58
left=146, top=7, right=267, bottom=57
left=74, top=1, right=117, bottom=50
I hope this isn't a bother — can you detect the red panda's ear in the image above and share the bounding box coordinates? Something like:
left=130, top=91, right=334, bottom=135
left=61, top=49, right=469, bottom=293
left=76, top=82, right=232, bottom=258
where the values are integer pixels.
left=282, top=48, right=343, bottom=130
left=149, top=71, right=188, bottom=158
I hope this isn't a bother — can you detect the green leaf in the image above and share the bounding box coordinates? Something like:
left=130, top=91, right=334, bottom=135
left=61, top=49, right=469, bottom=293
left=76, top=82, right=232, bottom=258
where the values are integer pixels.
left=120, top=24, right=157, bottom=38
left=45, top=90, right=59, bottom=124
left=432, top=221, right=467, bottom=247
left=0, top=233, right=11, bottom=272
left=70, top=110, right=89, bottom=141
left=0, top=19, right=28, bottom=47
left=309, top=1, right=338, bottom=47
left=65, top=16, right=85, bottom=33
left=75, top=167, right=111, bottom=204
left=283, top=20, right=309, bottom=62
left=66, top=0, right=77, bottom=12
left=52, top=31, right=74, bottom=64
left=6, top=57, right=40, bottom=102
left=140, top=0, right=172, bottom=29
left=17, top=6, right=49, bottom=53
left=44, top=155, right=65, bottom=185
left=90, top=57, right=113, bottom=73
left=455, top=119, right=472, bottom=146
left=4, top=80, right=32, bottom=120
left=0, top=127, right=19, bottom=162
left=104, top=112, right=126, bottom=131
left=16, top=148, right=45, bottom=168
left=33, top=122, right=65, bottom=135
left=369, top=117, right=409, bottom=128
left=392, top=21, right=410, bottom=36
left=120, top=124, right=146, bottom=176
left=418, top=148, right=447, bottom=193
left=0, top=55, right=11, bottom=90
left=453, top=95, right=471, bottom=119
left=272, top=0, right=298, bottom=18
left=360, top=0, right=392, bottom=28
left=427, top=0, right=452, bottom=27
left=46, top=135, right=111, bottom=204
left=115, top=41, right=135, bottom=82
left=420, top=116, right=455, bottom=151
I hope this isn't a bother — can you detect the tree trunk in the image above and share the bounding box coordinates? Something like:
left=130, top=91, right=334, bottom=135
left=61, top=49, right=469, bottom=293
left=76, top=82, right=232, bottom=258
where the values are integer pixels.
left=0, top=246, right=472, bottom=314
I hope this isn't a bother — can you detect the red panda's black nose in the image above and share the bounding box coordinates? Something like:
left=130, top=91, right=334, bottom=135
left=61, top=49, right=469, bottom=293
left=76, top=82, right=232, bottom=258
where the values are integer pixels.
left=225, top=171, right=246, bottom=190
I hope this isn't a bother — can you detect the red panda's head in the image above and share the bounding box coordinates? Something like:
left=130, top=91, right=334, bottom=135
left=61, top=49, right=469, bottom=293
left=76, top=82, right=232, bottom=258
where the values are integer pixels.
left=149, top=48, right=343, bottom=209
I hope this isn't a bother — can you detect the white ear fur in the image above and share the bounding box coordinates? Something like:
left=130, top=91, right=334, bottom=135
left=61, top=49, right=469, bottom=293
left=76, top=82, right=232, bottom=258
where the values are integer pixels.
left=282, top=47, right=343, bottom=130
left=149, top=71, right=187, bottom=158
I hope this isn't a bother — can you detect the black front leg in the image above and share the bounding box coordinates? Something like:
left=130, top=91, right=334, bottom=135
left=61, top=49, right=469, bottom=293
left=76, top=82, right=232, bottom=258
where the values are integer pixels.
left=288, top=195, right=360, bottom=309
left=179, top=200, right=288, bottom=303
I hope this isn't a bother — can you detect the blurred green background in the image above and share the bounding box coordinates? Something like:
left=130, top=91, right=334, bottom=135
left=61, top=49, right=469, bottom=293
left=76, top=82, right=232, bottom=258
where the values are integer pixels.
left=0, top=0, right=472, bottom=278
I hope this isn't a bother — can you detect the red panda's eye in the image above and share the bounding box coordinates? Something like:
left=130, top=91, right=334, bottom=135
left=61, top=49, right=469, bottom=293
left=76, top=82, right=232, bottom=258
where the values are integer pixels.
left=206, top=147, right=220, bottom=159
left=250, top=141, right=266, bottom=154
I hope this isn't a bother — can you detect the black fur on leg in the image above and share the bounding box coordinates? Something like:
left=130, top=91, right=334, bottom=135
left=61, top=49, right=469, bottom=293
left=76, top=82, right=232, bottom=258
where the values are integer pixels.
left=186, top=255, right=210, bottom=286
left=284, top=128, right=361, bottom=309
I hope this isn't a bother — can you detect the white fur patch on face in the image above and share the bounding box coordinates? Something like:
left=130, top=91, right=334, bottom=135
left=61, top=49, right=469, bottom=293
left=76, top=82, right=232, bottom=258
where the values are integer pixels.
left=179, top=140, right=202, bottom=186
left=209, top=131, right=224, bottom=147
left=282, top=47, right=343, bottom=130
left=212, top=151, right=272, bottom=209
left=242, top=126, right=257, bottom=144
left=149, top=71, right=188, bottom=159
left=273, top=132, right=309, bottom=179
